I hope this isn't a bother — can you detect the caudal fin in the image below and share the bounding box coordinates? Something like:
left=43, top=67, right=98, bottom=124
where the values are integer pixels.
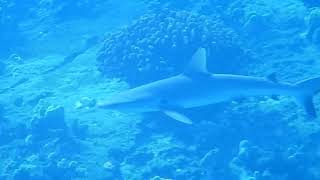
left=295, top=77, right=320, bottom=118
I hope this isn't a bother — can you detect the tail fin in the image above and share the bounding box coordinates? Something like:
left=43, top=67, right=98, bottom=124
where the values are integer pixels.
left=295, top=77, right=320, bottom=118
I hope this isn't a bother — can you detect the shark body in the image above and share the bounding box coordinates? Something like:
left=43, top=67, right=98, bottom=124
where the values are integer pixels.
left=99, top=48, right=320, bottom=124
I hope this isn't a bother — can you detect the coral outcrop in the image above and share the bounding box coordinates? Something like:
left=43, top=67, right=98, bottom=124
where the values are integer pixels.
left=97, top=8, right=249, bottom=85
left=30, top=103, right=68, bottom=140
left=4, top=154, right=86, bottom=180
left=0, top=100, right=87, bottom=179
left=230, top=140, right=319, bottom=180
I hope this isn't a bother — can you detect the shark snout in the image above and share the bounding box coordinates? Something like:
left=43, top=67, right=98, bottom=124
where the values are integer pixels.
left=97, top=94, right=161, bottom=113
left=97, top=100, right=126, bottom=110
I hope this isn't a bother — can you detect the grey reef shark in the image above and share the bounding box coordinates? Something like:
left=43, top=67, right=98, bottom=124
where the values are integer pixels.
left=98, top=48, right=320, bottom=124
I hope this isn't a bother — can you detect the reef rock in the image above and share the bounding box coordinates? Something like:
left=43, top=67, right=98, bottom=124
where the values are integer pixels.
left=230, top=140, right=319, bottom=180
left=70, top=119, right=88, bottom=139
left=30, top=104, right=67, bottom=139
left=302, top=0, right=320, bottom=8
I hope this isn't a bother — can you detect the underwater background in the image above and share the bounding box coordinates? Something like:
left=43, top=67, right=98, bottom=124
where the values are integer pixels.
left=1, top=0, right=320, bottom=179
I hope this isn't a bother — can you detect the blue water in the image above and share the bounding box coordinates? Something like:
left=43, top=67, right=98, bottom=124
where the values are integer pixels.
left=1, top=0, right=320, bottom=179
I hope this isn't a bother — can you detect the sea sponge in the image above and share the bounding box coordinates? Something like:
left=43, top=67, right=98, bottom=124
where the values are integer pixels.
left=97, top=8, right=249, bottom=85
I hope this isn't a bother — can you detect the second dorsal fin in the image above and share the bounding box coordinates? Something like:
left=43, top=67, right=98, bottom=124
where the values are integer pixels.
left=184, top=48, right=208, bottom=75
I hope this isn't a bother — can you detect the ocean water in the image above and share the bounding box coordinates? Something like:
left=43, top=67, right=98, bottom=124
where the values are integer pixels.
left=1, top=0, right=320, bottom=179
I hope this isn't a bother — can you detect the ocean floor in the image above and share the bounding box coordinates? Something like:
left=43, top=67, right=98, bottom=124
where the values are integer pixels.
left=1, top=0, right=320, bottom=179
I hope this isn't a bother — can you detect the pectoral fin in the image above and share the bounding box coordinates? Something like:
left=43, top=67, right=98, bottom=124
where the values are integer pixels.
left=163, top=110, right=193, bottom=124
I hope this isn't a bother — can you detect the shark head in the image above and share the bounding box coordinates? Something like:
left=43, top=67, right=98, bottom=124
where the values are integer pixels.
left=97, top=90, right=161, bottom=112
left=97, top=88, right=193, bottom=124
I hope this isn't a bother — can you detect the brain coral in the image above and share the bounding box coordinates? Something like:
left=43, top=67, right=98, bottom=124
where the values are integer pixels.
left=97, top=8, right=249, bottom=85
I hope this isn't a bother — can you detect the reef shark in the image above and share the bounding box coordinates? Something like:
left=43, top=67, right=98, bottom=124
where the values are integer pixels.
left=98, top=48, right=320, bottom=124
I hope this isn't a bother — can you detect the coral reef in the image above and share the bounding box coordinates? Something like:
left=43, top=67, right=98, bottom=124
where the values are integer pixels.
left=302, top=0, right=320, bottom=7
left=145, top=0, right=193, bottom=10
left=119, top=135, right=202, bottom=179
left=0, top=100, right=88, bottom=179
left=199, top=148, right=227, bottom=179
left=242, top=13, right=273, bottom=36
left=209, top=0, right=234, bottom=7
left=70, top=119, right=89, bottom=139
left=30, top=104, right=68, bottom=140
left=0, top=103, right=27, bottom=145
left=97, top=7, right=250, bottom=85
left=1, top=0, right=320, bottom=179
left=221, top=0, right=307, bottom=51
left=2, top=154, right=87, bottom=180
left=230, top=140, right=320, bottom=180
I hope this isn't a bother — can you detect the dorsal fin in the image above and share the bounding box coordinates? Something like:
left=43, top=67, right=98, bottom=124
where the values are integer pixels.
left=184, top=48, right=208, bottom=75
